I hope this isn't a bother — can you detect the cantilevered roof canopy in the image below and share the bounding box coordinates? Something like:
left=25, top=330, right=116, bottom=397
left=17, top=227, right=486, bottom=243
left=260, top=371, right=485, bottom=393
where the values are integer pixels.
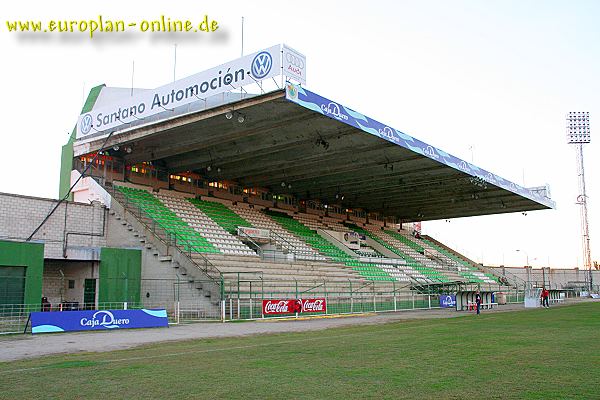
left=74, top=84, right=554, bottom=222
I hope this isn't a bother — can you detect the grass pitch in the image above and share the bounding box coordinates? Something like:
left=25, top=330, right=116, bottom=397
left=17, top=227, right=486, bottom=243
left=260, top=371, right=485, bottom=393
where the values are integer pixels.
left=1, top=303, right=599, bottom=399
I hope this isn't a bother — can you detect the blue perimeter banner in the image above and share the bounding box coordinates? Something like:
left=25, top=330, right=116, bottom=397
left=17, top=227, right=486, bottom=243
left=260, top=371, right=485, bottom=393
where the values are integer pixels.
left=30, top=309, right=169, bottom=334
left=284, top=83, right=555, bottom=209
left=440, top=295, right=457, bottom=308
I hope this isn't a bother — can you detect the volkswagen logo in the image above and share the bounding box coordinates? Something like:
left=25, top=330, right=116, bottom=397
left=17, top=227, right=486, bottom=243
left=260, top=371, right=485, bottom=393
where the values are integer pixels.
left=285, top=53, right=305, bottom=69
left=251, top=51, right=273, bottom=79
left=80, top=114, right=93, bottom=135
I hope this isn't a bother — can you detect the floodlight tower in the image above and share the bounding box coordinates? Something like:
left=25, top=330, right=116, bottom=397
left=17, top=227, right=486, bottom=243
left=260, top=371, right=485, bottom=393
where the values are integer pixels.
left=566, top=112, right=593, bottom=292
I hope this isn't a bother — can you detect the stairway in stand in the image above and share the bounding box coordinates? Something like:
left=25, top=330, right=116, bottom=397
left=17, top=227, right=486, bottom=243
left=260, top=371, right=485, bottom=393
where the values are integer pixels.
left=157, top=193, right=258, bottom=257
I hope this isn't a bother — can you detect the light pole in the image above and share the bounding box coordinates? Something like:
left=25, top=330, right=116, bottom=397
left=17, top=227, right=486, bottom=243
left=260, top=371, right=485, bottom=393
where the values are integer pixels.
left=567, top=111, right=593, bottom=292
left=516, top=249, right=529, bottom=266
left=517, top=249, right=531, bottom=289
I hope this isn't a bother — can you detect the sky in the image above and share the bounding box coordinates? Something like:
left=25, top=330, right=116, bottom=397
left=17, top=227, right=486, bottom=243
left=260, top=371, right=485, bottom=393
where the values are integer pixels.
left=1, top=0, right=597, bottom=269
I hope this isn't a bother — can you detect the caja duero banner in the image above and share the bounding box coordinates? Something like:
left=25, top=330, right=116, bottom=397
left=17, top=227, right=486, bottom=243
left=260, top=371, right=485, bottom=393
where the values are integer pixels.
left=439, top=295, right=457, bottom=308
left=30, top=309, right=169, bottom=334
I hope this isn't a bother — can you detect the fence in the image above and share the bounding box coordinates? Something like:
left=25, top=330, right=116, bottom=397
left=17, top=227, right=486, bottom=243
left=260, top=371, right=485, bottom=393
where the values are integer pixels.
left=0, top=275, right=530, bottom=334
left=224, top=292, right=438, bottom=321
left=220, top=280, right=529, bottom=320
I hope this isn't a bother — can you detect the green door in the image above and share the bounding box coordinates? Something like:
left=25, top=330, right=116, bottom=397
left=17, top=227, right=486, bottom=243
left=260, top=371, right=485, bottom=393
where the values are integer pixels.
left=83, top=279, right=96, bottom=310
left=0, top=266, right=26, bottom=314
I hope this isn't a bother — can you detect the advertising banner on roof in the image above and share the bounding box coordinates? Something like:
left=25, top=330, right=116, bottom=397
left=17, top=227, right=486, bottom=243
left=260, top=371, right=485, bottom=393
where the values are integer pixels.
left=76, top=44, right=284, bottom=139
left=284, top=83, right=556, bottom=209
left=282, top=44, right=306, bottom=85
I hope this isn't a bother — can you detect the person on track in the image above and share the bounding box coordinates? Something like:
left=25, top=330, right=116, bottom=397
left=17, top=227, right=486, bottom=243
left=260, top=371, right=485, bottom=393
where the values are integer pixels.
left=475, top=290, right=482, bottom=315
left=541, top=287, right=550, bottom=308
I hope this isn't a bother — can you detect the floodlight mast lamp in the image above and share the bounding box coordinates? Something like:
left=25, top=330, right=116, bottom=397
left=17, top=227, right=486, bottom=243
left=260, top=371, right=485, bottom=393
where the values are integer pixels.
left=566, top=111, right=593, bottom=292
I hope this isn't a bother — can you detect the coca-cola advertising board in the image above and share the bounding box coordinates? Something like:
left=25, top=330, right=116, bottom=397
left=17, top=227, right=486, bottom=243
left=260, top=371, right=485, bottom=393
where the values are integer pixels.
left=262, top=298, right=327, bottom=315
left=299, top=298, right=327, bottom=313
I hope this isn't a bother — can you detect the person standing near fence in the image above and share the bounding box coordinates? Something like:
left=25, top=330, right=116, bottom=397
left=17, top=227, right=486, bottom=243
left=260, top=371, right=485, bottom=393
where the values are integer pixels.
left=475, top=290, right=482, bottom=315
left=541, top=287, right=550, bottom=308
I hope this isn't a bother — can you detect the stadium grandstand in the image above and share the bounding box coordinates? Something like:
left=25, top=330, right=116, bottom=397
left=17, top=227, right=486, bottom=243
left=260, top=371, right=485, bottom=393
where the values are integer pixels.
left=3, top=44, right=589, bottom=333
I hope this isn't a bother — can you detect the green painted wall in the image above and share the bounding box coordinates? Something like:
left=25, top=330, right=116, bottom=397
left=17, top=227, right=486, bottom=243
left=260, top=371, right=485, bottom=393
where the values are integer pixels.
left=0, top=240, right=44, bottom=305
left=98, top=247, right=141, bottom=304
left=58, top=84, right=105, bottom=200
left=59, top=142, right=75, bottom=201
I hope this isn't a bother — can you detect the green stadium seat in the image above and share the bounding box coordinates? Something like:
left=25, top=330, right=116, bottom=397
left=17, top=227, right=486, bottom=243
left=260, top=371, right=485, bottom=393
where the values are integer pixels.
left=116, top=187, right=218, bottom=254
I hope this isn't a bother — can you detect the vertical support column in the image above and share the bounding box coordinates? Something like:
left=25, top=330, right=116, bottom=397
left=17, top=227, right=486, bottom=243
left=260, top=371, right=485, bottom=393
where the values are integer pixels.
left=373, top=293, right=376, bottom=312
left=220, top=274, right=225, bottom=322
left=393, top=281, right=397, bottom=312
left=324, top=280, right=328, bottom=315
left=349, top=280, right=353, bottom=314
left=372, top=281, right=376, bottom=312
left=249, top=281, right=253, bottom=320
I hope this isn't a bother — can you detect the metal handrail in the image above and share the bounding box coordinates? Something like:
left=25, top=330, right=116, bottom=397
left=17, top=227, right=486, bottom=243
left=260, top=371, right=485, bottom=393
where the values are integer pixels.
left=300, top=281, right=324, bottom=294
left=479, top=265, right=526, bottom=288
left=389, top=234, right=497, bottom=284
left=268, top=228, right=293, bottom=250
left=236, top=229, right=263, bottom=257
left=235, top=229, right=305, bottom=261
left=268, top=229, right=320, bottom=260
left=110, top=185, right=221, bottom=282
left=317, top=228, right=357, bottom=260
